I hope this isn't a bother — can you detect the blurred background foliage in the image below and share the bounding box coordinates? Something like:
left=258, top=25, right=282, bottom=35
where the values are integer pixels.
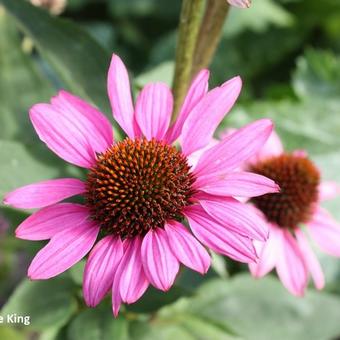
left=0, top=0, right=340, bottom=339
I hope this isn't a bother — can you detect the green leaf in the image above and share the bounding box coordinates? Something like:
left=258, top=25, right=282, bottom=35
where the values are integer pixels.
left=183, top=275, right=340, bottom=340
left=0, top=140, right=73, bottom=200
left=135, top=61, right=174, bottom=89
left=0, top=8, right=54, bottom=143
left=0, top=326, right=24, bottom=340
left=1, top=276, right=77, bottom=331
left=0, top=0, right=123, bottom=138
left=67, top=303, right=129, bottom=340
left=225, top=0, right=293, bottom=37
left=222, top=99, right=340, bottom=155
left=292, top=49, right=340, bottom=100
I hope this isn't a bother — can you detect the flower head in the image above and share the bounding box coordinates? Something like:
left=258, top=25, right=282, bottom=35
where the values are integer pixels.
left=245, top=130, right=340, bottom=296
left=4, top=54, right=277, bottom=316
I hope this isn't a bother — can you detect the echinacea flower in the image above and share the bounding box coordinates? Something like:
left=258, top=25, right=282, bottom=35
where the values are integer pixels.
left=244, top=130, right=340, bottom=296
left=4, top=54, right=278, bottom=316
left=227, top=0, right=251, bottom=9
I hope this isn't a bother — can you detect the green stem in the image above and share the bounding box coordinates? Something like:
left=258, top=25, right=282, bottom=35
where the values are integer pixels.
left=191, top=0, right=229, bottom=78
left=172, top=0, right=205, bottom=122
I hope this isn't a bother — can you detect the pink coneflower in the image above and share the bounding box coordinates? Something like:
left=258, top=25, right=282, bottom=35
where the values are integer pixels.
left=246, top=130, right=340, bottom=296
left=227, top=0, right=251, bottom=9
left=4, top=54, right=277, bottom=316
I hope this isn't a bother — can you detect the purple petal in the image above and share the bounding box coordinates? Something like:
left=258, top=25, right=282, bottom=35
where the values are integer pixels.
left=227, top=0, right=251, bottom=9
left=135, top=82, right=173, bottom=140
left=184, top=205, right=257, bottom=263
left=51, top=90, right=113, bottom=153
left=4, top=178, right=85, bottom=209
left=196, top=171, right=279, bottom=197
left=249, top=224, right=280, bottom=278
left=83, top=236, right=123, bottom=307
left=165, top=221, right=211, bottom=274
left=199, top=197, right=269, bottom=241
left=30, top=104, right=96, bottom=168
left=308, top=207, right=340, bottom=257
left=28, top=221, right=99, bottom=279
left=319, top=181, right=340, bottom=201
left=194, top=119, right=273, bottom=177
left=16, top=203, right=89, bottom=240
left=107, top=54, right=138, bottom=138
left=180, top=77, right=242, bottom=156
left=276, top=229, right=308, bottom=296
left=141, top=228, right=180, bottom=291
left=295, top=229, right=324, bottom=290
left=166, top=70, right=209, bottom=143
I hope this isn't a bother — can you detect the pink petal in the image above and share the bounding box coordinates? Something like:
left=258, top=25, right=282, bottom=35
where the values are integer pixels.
left=83, top=236, right=123, bottom=307
left=199, top=197, right=269, bottom=241
left=184, top=205, right=257, bottom=263
left=28, top=220, right=99, bottom=279
left=195, top=171, right=279, bottom=197
left=194, top=119, right=273, bottom=177
left=180, top=76, right=242, bottom=156
left=135, top=82, right=173, bottom=140
left=249, top=224, right=280, bottom=278
left=166, top=70, right=209, bottom=143
left=107, top=54, right=137, bottom=138
left=165, top=221, right=211, bottom=274
left=308, top=207, right=340, bottom=257
left=227, top=0, right=251, bottom=9
left=111, top=238, right=149, bottom=317
left=295, top=229, right=324, bottom=290
left=141, top=228, right=180, bottom=291
left=4, top=178, right=85, bottom=209
left=248, top=130, right=284, bottom=164
left=50, top=90, right=113, bottom=153
left=319, top=181, right=340, bottom=201
left=15, top=203, right=89, bottom=240
left=275, top=229, right=308, bottom=296
left=30, top=104, right=96, bottom=168
left=118, top=238, right=149, bottom=303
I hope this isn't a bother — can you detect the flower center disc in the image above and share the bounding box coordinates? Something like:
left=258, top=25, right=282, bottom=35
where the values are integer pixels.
left=85, top=138, right=196, bottom=238
left=250, top=153, right=320, bottom=229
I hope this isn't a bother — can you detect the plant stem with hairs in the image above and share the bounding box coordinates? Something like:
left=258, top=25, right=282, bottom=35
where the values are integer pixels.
left=172, top=0, right=205, bottom=121
left=191, top=0, right=229, bottom=78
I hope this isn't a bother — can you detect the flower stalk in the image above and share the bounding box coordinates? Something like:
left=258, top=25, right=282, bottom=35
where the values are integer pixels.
left=191, top=0, right=229, bottom=78
left=172, top=0, right=205, bottom=121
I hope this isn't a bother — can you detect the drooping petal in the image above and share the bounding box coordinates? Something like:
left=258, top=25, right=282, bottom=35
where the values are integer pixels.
left=255, top=130, right=283, bottom=162
left=249, top=224, right=280, bottom=278
left=30, top=104, right=97, bottom=168
left=195, top=171, right=279, bottom=197
left=166, top=70, right=209, bottom=143
left=135, top=82, right=173, bottom=140
left=184, top=205, right=257, bottom=263
left=107, top=54, right=137, bottom=138
left=15, top=203, right=89, bottom=240
left=194, top=119, right=273, bottom=177
left=227, top=0, right=251, bottom=9
left=141, top=228, right=180, bottom=291
left=83, top=236, right=123, bottom=307
left=51, top=90, right=113, bottom=153
left=308, top=207, right=340, bottom=257
left=319, top=181, right=340, bottom=201
left=165, top=221, right=211, bottom=274
left=198, top=197, right=269, bottom=241
left=4, top=178, right=85, bottom=209
left=295, top=229, right=324, bottom=290
left=180, top=77, right=242, bottom=156
left=111, top=237, right=149, bottom=313
left=275, top=229, right=308, bottom=296
left=28, top=221, right=99, bottom=279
